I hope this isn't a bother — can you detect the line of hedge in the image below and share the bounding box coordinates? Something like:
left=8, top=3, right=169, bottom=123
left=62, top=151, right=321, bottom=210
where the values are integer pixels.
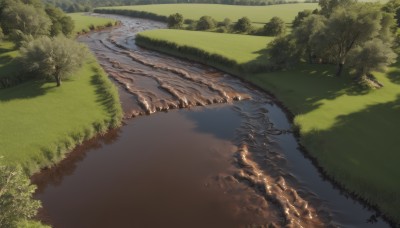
left=94, top=8, right=168, bottom=22
left=135, top=34, right=274, bottom=76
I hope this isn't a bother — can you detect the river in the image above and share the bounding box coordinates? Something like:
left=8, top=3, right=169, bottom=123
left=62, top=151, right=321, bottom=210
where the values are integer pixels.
left=32, top=15, right=390, bottom=228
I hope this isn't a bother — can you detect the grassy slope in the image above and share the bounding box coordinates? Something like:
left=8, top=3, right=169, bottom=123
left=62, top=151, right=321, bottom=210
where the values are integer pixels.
left=137, top=30, right=400, bottom=223
left=0, top=14, right=122, bottom=173
left=139, top=29, right=273, bottom=64
left=98, top=3, right=318, bottom=24
left=68, top=13, right=116, bottom=33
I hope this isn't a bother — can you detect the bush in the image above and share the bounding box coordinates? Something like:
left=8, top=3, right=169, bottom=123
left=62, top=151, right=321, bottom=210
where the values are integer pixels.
left=263, top=16, right=286, bottom=36
left=233, top=17, right=252, bottom=33
left=167, top=13, right=184, bottom=29
left=89, top=24, right=95, bottom=31
left=196, top=16, right=217, bottom=31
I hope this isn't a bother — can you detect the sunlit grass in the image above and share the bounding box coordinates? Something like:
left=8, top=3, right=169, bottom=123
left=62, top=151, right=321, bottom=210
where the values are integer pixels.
left=68, top=13, right=116, bottom=34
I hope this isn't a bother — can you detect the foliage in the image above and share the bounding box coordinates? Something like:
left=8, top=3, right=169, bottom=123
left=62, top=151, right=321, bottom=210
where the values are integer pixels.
left=263, top=16, right=286, bottom=36
left=233, top=17, right=252, bottom=33
left=19, top=36, right=87, bottom=86
left=0, top=1, right=51, bottom=40
left=196, top=16, right=216, bottom=30
left=292, top=9, right=312, bottom=28
left=167, top=13, right=183, bottom=28
left=45, top=5, right=75, bottom=37
left=382, top=0, right=400, bottom=26
left=318, top=0, right=356, bottom=16
left=0, top=162, right=41, bottom=228
left=0, top=26, right=3, bottom=40
left=267, top=35, right=299, bottom=67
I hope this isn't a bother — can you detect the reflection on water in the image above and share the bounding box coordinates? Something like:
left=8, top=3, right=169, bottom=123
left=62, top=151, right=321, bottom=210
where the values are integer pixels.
left=32, top=15, right=390, bottom=228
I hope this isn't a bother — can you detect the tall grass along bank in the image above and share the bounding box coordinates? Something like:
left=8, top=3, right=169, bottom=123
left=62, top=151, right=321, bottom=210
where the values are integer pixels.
left=135, top=29, right=400, bottom=225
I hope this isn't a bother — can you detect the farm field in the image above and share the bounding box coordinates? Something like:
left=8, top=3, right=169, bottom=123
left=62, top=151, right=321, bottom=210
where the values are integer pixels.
left=97, top=3, right=318, bottom=24
left=136, top=29, right=400, bottom=223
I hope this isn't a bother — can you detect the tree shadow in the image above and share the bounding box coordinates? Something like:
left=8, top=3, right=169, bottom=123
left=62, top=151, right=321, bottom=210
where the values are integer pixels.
left=0, top=80, right=56, bottom=102
left=301, top=95, right=400, bottom=223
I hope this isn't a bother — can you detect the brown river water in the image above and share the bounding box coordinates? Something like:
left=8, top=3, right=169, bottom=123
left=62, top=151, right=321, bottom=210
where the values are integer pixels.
left=32, top=15, right=391, bottom=228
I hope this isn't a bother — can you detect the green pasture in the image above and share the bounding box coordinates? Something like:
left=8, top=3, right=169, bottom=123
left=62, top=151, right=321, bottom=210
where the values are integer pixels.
left=0, top=37, right=122, bottom=173
left=136, top=29, right=400, bottom=223
left=98, top=3, right=318, bottom=24
left=68, top=13, right=116, bottom=34
left=139, top=29, right=273, bottom=64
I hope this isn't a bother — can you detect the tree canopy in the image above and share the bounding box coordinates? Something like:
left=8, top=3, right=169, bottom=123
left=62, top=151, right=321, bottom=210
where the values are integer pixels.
left=20, top=36, right=88, bottom=86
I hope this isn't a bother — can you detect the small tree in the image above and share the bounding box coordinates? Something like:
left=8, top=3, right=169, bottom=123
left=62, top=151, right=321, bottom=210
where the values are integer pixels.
left=167, top=13, right=183, bottom=29
left=0, top=162, right=41, bottom=227
left=268, top=35, right=300, bottom=68
left=233, top=17, right=252, bottom=33
left=20, top=36, right=87, bottom=87
left=196, top=16, right=216, bottom=30
left=263, top=16, right=286, bottom=36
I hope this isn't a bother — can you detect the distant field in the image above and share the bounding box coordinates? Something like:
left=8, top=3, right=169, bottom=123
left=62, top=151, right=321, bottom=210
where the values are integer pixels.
left=135, top=30, right=400, bottom=223
left=97, top=3, right=318, bottom=24
left=68, top=13, right=116, bottom=34
left=139, top=29, right=273, bottom=64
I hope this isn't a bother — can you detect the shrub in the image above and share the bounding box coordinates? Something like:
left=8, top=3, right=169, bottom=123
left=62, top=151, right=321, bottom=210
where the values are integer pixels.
left=168, top=13, right=184, bottom=29
left=196, top=16, right=217, bottom=31
left=233, top=17, right=252, bottom=33
left=263, top=16, right=286, bottom=36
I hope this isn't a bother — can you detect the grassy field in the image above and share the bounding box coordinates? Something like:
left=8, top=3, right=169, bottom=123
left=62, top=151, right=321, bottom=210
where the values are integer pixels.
left=97, top=3, right=318, bottom=24
left=136, top=30, right=400, bottom=223
left=68, top=13, right=117, bottom=34
left=0, top=41, right=19, bottom=79
left=139, top=29, right=273, bottom=64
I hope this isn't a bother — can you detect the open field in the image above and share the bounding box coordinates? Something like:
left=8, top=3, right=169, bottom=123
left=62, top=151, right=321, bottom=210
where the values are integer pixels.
left=139, top=29, right=273, bottom=64
left=97, top=3, right=318, bottom=24
left=136, top=29, right=400, bottom=223
left=68, top=13, right=117, bottom=34
left=0, top=43, right=122, bottom=173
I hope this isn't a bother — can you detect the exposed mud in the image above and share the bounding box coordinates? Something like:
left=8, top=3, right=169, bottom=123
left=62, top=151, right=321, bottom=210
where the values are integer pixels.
left=32, top=15, right=390, bottom=228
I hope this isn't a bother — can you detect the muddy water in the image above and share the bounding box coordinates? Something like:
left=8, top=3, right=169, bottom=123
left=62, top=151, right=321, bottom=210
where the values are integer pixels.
left=32, top=15, right=390, bottom=227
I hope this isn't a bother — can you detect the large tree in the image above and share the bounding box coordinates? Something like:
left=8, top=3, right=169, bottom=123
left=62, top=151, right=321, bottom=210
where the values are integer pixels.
left=1, top=1, right=51, bottom=40
left=20, top=36, right=87, bottom=87
left=0, top=163, right=41, bottom=228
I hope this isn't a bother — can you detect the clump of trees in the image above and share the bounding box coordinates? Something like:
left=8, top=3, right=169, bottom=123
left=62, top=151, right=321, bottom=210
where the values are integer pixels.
left=20, top=36, right=87, bottom=87
left=263, top=16, right=286, bottom=36
left=196, top=16, right=217, bottom=30
left=0, top=161, right=41, bottom=227
left=167, top=13, right=183, bottom=29
left=233, top=17, right=252, bottom=33
left=269, top=0, right=398, bottom=87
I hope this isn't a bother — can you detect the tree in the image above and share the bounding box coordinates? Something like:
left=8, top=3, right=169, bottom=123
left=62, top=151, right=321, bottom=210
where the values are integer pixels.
left=268, top=35, right=300, bottom=68
left=1, top=1, right=51, bottom=40
left=382, top=0, right=400, bottom=26
left=167, top=13, right=183, bottom=29
left=348, top=39, right=397, bottom=79
left=318, top=0, right=356, bottom=16
left=196, top=16, right=216, bottom=30
left=45, top=5, right=75, bottom=37
left=20, top=36, right=87, bottom=87
left=0, top=26, right=3, bottom=40
left=316, top=4, right=389, bottom=76
left=292, top=9, right=312, bottom=28
left=292, top=14, right=327, bottom=63
left=263, top=16, right=286, bottom=36
left=233, top=17, right=252, bottom=33
left=0, top=162, right=41, bottom=228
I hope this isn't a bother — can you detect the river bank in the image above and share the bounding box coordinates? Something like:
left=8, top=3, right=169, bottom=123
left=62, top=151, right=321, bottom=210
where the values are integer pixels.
left=135, top=26, right=400, bottom=226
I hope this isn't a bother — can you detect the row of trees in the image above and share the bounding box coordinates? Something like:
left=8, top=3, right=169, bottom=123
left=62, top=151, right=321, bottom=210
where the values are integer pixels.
left=269, top=0, right=398, bottom=87
left=167, top=13, right=286, bottom=36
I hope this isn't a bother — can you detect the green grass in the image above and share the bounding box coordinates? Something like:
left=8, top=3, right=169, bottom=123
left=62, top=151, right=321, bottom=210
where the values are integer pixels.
left=135, top=29, right=400, bottom=224
left=68, top=13, right=116, bottom=34
left=98, top=3, right=318, bottom=24
left=0, top=49, right=122, bottom=173
left=139, top=29, right=273, bottom=64
left=0, top=41, right=19, bottom=79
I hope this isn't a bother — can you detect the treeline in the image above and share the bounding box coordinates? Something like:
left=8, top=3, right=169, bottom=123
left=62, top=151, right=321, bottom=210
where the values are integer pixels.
left=44, top=0, right=313, bottom=13
left=269, top=0, right=400, bottom=88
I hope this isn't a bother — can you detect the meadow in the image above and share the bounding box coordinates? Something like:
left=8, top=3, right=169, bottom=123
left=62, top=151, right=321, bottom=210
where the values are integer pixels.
left=97, top=3, right=318, bottom=24
left=68, top=13, right=117, bottom=34
left=136, top=29, right=400, bottom=223
left=0, top=14, right=122, bottom=174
